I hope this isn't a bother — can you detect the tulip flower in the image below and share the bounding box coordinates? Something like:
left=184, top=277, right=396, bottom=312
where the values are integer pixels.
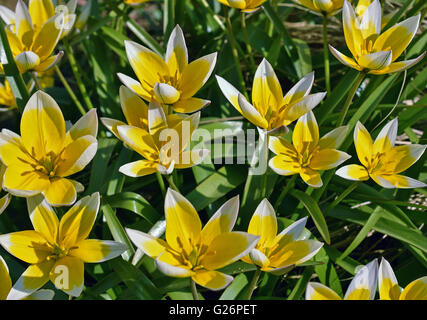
left=306, top=259, right=378, bottom=299
left=0, top=0, right=65, bottom=73
left=0, top=193, right=127, bottom=299
left=0, top=90, right=99, bottom=206
left=102, top=92, right=209, bottom=177
left=294, top=0, right=344, bottom=16
left=215, top=0, right=266, bottom=12
left=329, top=0, right=425, bottom=75
left=379, top=257, right=427, bottom=300
left=217, top=60, right=326, bottom=134
left=0, top=80, right=16, bottom=110
left=242, top=199, right=323, bottom=274
left=127, top=189, right=259, bottom=290
left=118, top=25, right=217, bottom=113
left=269, top=111, right=351, bottom=188
left=355, top=0, right=393, bottom=30
left=124, top=0, right=150, bottom=6
left=0, top=162, right=11, bottom=215
left=0, top=254, right=54, bottom=300
left=336, top=118, right=426, bottom=188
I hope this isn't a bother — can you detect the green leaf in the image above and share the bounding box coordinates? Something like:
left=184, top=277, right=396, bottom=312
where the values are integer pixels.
left=219, top=273, right=249, bottom=300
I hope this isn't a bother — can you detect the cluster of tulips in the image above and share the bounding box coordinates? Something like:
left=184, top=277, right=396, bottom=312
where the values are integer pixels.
left=0, top=0, right=425, bottom=300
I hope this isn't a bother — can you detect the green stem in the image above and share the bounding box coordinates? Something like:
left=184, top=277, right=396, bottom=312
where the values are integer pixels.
left=337, top=72, right=365, bottom=126
left=125, top=19, right=163, bottom=56
left=64, top=40, right=94, bottom=110
left=165, top=174, right=180, bottom=192
left=241, top=12, right=256, bottom=74
left=163, top=0, right=176, bottom=44
left=156, top=171, right=166, bottom=197
left=244, top=268, right=262, bottom=300
left=200, top=0, right=226, bottom=31
left=54, top=65, right=86, bottom=115
left=241, top=173, right=254, bottom=208
left=322, top=14, right=331, bottom=94
left=274, top=175, right=297, bottom=211
left=190, top=278, right=199, bottom=300
left=224, top=7, right=247, bottom=95
left=31, top=72, right=42, bottom=90
left=326, top=181, right=361, bottom=213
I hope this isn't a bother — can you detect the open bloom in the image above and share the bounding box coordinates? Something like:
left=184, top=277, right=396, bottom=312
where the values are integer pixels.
left=336, top=118, right=426, bottom=188
left=0, top=80, right=16, bottom=110
left=242, top=199, right=323, bottom=275
left=269, top=111, right=350, bottom=188
left=329, top=0, right=425, bottom=74
left=217, top=59, right=326, bottom=133
left=355, top=0, right=393, bottom=28
left=127, top=189, right=259, bottom=290
left=215, top=0, right=266, bottom=12
left=294, top=0, right=344, bottom=16
left=0, top=193, right=127, bottom=298
left=306, top=259, right=378, bottom=299
left=0, top=0, right=66, bottom=73
left=102, top=90, right=209, bottom=177
left=0, top=91, right=99, bottom=206
left=119, top=25, right=217, bottom=113
left=0, top=254, right=54, bottom=300
left=379, top=257, right=426, bottom=300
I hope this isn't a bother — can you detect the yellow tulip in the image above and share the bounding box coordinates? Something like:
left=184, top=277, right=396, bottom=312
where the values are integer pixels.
left=119, top=25, right=217, bottom=113
left=329, top=0, right=426, bottom=74
left=0, top=193, right=127, bottom=298
left=102, top=88, right=209, bottom=177
left=306, top=259, right=378, bottom=299
left=294, top=0, right=344, bottom=16
left=217, top=59, right=326, bottom=133
left=379, top=257, right=427, bottom=300
left=336, top=118, right=426, bottom=188
left=0, top=162, right=11, bottom=215
left=215, top=0, right=267, bottom=12
left=0, top=254, right=54, bottom=300
left=269, top=111, right=351, bottom=188
left=242, top=199, right=323, bottom=274
left=0, top=80, right=16, bottom=110
left=0, top=90, right=99, bottom=206
left=124, top=0, right=150, bottom=6
left=0, top=0, right=66, bottom=73
left=127, top=189, right=259, bottom=290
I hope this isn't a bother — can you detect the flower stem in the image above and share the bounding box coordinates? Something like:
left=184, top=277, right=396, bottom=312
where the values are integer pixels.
left=156, top=171, right=166, bottom=197
left=274, top=174, right=297, bottom=211
left=326, top=181, right=360, bottom=213
left=54, top=65, right=86, bottom=116
left=337, top=72, right=365, bottom=126
left=200, top=0, right=226, bottom=31
left=241, top=12, right=256, bottom=74
left=165, top=174, right=180, bottom=192
left=244, top=268, right=262, bottom=300
left=31, top=72, right=42, bottom=90
left=190, top=278, right=199, bottom=300
left=322, top=14, right=331, bottom=94
left=224, top=7, right=247, bottom=95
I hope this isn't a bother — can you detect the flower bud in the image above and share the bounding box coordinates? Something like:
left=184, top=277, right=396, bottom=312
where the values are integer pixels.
left=16, top=51, right=40, bottom=73
left=154, top=83, right=180, bottom=105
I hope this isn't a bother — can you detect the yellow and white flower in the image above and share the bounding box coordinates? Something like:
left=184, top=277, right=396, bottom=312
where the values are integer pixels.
left=379, top=257, right=427, bottom=300
left=0, top=254, right=54, bottom=300
left=242, top=199, right=323, bottom=275
left=215, top=0, right=267, bottom=13
left=294, top=0, right=344, bottom=16
left=0, top=80, right=16, bottom=110
left=269, top=111, right=350, bottom=188
left=306, top=259, right=378, bottom=299
left=217, top=59, right=326, bottom=133
left=0, top=193, right=127, bottom=299
left=336, top=118, right=426, bottom=188
left=0, top=91, right=99, bottom=206
left=119, top=25, right=217, bottom=113
left=102, top=89, right=209, bottom=177
left=329, top=0, right=425, bottom=74
left=127, top=189, right=259, bottom=290
left=124, top=0, right=150, bottom=6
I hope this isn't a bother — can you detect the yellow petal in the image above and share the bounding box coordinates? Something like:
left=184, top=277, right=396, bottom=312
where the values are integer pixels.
left=282, top=71, right=314, bottom=106
left=268, top=155, right=300, bottom=176
left=344, top=259, right=378, bottom=300
left=50, top=256, right=84, bottom=297
left=379, top=257, right=401, bottom=300
left=0, top=193, right=11, bottom=216
left=248, top=199, right=277, bottom=248
left=373, top=117, right=397, bottom=154
left=371, top=174, right=426, bottom=189
left=117, top=73, right=151, bottom=101
left=155, top=251, right=193, bottom=278
left=165, top=25, right=188, bottom=76
left=15, top=0, right=34, bottom=48
left=173, top=149, right=210, bottom=169
left=399, top=277, right=427, bottom=300
left=31, top=14, right=64, bottom=59
left=66, top=108, right=98, bottom=142
left=0, top=231, right=50, bottom=264
left=358, top=0, right=381, bottom=39
left=357, top=50, right=392, bottom=70
left=216, top=75, right=242, bottom=113
left=300, top=167, right=323, bottom=188
left=282, top=92, right=326, bottom=126
left=269, top=240, right=322, bottom=268
left=173, top=97, right=210, bottom=113
left=305, top=282, right=342, bottom=300
left=292, top=111, right=319, bottom=154
left=319, top=125, right=349, bottom=149
left=43, top=178, right=77, bottom=207
left=368, top=53, right=426, bottom=74
left=28, top=0, right=55, bottom=32
left=119, top=160, right=158, bottom=177
left=342, top=0, right=364, bottom=58
left=237, top=94, right=268, bottom=129
left=268, top=136, right=295, bottom=155
left=383, top=144, right=426, bottom=174
left=335, top=164, right=370, bottom=181
left=192, top=270, right=233, bottom=291
left=310, top=149, right=351, bottom=170
left=354, top=121, right=373, bottom=168
left=26, top=195, right=59, bottom=244
left=329, top=45, right=362, bottom=70
left=3, top=166, right=49, bottom=197
left=71, top=239, right=127, bottom=263
left=126, top=228, right=168, bottom=258
left=0, top=256, right=12, bottom=300
left=119, top=85, right=148, bottom=129
left=116, top=125, right=158, bottom=160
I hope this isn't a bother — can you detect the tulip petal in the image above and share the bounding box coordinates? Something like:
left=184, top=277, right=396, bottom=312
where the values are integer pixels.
left=100, top=117, right=126, bottom=140
left=268, top=155, right=300, bottom=176
left=7, top=260, right=54, bottom=300
left=67, top=108, right=98, bottom=141
left=237, top=94, right=268, bottom=129
left=164, top=188, right=202, bottom=254
left=310, top=149, right=351, bottom=170
left=165, top=25, right=188, bottom=75
left=173, top=97, right=210, bottom=113
left=354, top=121, right=373, bottom=168
left=273, top=217, right=308, bottom=248
left=50, top=256, right=84, bottom=297
left=319, top=125, right=349, bottom=149
left=359, top=0, right=381, bottom=39
left=249, top=248, right=270, bottom=268
left=335, top=164, right=369, bottom=181
left=0, top=255, right=11, bottom=300
left=201, top=195, right=239, bottom=246
left=386, top=144, right=426, bottom=173
left=269, top=240, right=323, bottom=269
left=15, top=0, right=34, bottom=48
left=71, top=239, right=127, bottom=263
left=174, top=149, right=210, bottom=169
left=282, top=92, right=326, bottom=126
left=369, top=52, right=426, bottom=74
left=300, top=167, right=323, bottom=188
left=342, top=0, right=364, bottom=58
left=25, top=289, right=55, bottom=300
left=0, top=5, right=15, bottom=26
left=28, top=0, right=55, bottom=31
left=282, top=71, right=314, bottom=106
left=373, top=118, right=397, bottom=154
left=371, top=174, right=426, bottom=189
left=216, top=75, right=242, bottom=112
left=193, top=270, right=233, bottom=291
left=3, top=166, right=49, bottom=197
left=119, top=160, right=158, bottom=177
left=119, top=85, right=148, bottom=128
left=248, top=199, right=277, bottom=247
left=306, top=282, right=342, bottom=300
left=117, top=73, right=150, bottom=100
left=180, top=52, right=217, bottom=99
left=0, top=231, right=50, bottom=264
left=33, top=51, right=63, bottom=72
left=344, top=259, right=378, bottom=300
left=126, top=228, right=168, bottom=258
left=268, top=135, right=295, bottom=155
left=26, top=194, right=59, bottom=244
left=292, top=110, right=319, bottom=154
left=148, top=100, right=167, bottom=135
left=358, top=50, right=392, bottom=70
left=31, top=14, right=64, bottom=59
left=399, top=276, right=427, bottom=300
left=379, top=257, right=401, bottom=300
left=43, top=178, right=77, bottom=207
left=329, top=45, right=361, bottom=70
left=155, top=251, right=193, bottom=278
left=0, top=193, right=11, bottom=216
left=116, top=125, right=158, bottom=160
